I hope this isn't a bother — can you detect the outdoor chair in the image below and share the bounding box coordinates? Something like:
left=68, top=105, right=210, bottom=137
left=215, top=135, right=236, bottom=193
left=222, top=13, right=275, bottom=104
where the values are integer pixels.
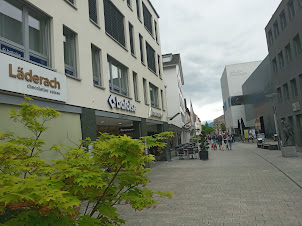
left=187, top=147, right=195, bottom=159
left=176, top=148, right=186, bottom=160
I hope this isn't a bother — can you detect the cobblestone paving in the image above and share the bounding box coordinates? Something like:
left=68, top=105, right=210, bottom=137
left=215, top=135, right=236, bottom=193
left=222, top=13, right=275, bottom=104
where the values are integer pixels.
left=118, top=143, right=302, bottom=226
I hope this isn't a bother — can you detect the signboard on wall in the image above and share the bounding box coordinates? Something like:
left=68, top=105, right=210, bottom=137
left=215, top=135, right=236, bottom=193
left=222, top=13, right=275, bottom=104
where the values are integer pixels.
left=149, top=108, right=163, bottom=118
left=0, top=53, right=67, bottom=102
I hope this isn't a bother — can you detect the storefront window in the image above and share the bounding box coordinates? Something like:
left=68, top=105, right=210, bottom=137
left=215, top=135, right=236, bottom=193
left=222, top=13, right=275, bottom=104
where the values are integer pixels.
left=0, top=0, right=50, bottom=66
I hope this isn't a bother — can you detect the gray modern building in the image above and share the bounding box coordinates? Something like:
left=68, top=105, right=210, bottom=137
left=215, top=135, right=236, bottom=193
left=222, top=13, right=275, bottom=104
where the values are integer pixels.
left=265, top=0, right=302, bottom=146
left=242, top=56, right=276, bottom=137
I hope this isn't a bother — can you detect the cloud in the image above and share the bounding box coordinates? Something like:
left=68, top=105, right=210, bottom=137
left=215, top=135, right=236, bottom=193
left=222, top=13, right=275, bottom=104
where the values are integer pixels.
left=151, top=0, right=281, bottom=121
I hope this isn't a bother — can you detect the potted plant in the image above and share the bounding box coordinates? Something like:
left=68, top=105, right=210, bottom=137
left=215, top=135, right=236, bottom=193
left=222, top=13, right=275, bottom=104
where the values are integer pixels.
left=199, top=131, right=209, bottom=160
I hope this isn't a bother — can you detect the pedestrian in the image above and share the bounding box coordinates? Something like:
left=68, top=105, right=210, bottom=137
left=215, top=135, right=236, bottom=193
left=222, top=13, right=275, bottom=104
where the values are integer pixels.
left=217, top=134, right=223, bottom=150
left=222, top=133, right=227, bottom=151
left=227, top=135, right=232, bottom=150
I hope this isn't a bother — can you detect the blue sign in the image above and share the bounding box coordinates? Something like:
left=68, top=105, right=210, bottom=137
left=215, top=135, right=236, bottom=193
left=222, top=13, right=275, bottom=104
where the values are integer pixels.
left=30, top=55, right=48, bottom=66
left=1, top=44, right=24, bottom=58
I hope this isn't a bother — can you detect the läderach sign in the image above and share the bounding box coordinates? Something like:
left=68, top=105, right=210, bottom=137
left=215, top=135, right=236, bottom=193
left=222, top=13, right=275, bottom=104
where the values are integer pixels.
left=0, top=53, right=67, bottom=102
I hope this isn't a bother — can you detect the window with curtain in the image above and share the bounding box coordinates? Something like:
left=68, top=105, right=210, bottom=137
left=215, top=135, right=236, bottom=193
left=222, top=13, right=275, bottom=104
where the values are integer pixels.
left=0, top=0, right=50, bottom=66
left=108, top=56, right=128, bottom=96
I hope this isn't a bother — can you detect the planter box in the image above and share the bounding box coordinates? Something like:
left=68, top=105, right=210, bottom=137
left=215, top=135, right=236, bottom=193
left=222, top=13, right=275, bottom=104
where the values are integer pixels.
left=281, top=146, right=298, bottom=157
left=199, top=150, right=208, bottom=160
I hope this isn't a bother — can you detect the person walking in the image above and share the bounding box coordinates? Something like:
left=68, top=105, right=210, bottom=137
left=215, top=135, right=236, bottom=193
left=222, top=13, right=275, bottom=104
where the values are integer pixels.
left=222, top=133, right=228, bottom=151
left=217, top=134, right=223, bottom=150
left=227, top=135, right=232, bottom=150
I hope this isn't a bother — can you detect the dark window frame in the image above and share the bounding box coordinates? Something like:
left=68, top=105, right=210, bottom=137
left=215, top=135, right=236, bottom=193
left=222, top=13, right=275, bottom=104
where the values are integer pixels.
left=285, top=43, right=293, bottom=63
left=88, top=0, right=98, bottom=25
left=139, top=34, right=144, bottom=63
left=146, top=41, right=156, bottom=73
left=91, top=44, right=102, bottom=86
left=103, top=0, right=126, bottom=47
left=280, top=10, right=287, bottom=30
left=290, top=78, right=298, bottom=97
left=128, top=22, right=135, bottom=55
left=142, top=2, right=153, bottom=36
left=149, top=82, right=159, bottom=108
left=278, top=51, right=285, bottom=68
left=63, top=25, right=77, bottom=77
left=293, top=34, right=302, bottom=56
left=133, top=71, right=139, bottom=101
left=288, top=0, right=296, bottom=20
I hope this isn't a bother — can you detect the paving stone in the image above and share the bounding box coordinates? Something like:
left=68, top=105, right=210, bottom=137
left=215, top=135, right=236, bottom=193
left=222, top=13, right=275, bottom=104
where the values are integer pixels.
left=117, top=143, right=302, bottom=225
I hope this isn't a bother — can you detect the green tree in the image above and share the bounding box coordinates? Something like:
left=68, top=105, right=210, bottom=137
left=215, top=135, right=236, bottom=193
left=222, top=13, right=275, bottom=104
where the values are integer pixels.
left=0, top=97, right=173, bottom=225
left=202, top=125, right=214, bottom=135
left=220, top=123, right=226, bottom=132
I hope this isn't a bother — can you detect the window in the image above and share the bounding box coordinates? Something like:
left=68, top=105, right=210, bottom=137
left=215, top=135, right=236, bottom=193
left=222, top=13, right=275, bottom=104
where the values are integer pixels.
left=288, top=0, right=295, bottom=20
left=283, top=83, right=290, bottom=100
left=136, top=0, right=140, bottom=19
left=89, top=0, right=98, bottom=24
left=139, top=34, right=144, bottom=63
left=108, top=56, right=128, bottom=96
left=0, top=0, right=50, bottom=66
left=273, top=21, right=279, bottom=38
left=146, top=42, right=156, bottom=73
left=149, top=83, right=159, bottom=108
left=293, top=34, right=302, bottom=56
left=285, top=43, right=293, bottom=63
left=133, top=72, right=139, bottom=101
left=280, top=11, right=287, bottom=30
left=272, top=58, right=278, bottom=73
left=290, top=78, right=298, bottom=97
left=154, top=20, right=158, bottom=42
left=278, top=51, right=284, bottom=68
left=91, top=44, right=101, bottom=86
left=268, top=30, right=273, bottom=45
left=277, top=87, right=283, bottom=103
left=161, top=89, right=165, bottom=110
left=128, top=22, right=135, bottom=55
left=143, top=78, right=148, bottom=104
left=104, top=0, right=125, bottom=47
left=63, top=26, right=77, bottom=77
left=142, top=2, right=153, bottom=35
left=127, top=0, right=132, bottom=8
left=157, top=54, right=161, bottom=78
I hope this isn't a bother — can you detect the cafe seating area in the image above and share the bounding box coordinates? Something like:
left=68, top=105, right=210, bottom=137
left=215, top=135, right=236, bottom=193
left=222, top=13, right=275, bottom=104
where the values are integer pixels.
left=175, top=142, right=199, bottom=159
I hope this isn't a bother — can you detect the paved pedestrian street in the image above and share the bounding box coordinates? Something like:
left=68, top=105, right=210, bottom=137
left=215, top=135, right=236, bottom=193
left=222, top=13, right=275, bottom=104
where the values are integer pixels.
left=118, top=143, right=302, bottom=226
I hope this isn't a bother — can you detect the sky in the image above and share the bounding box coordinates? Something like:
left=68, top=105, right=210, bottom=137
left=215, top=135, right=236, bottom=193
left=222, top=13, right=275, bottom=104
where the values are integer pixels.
left=151, top=0, right=282, bottom=122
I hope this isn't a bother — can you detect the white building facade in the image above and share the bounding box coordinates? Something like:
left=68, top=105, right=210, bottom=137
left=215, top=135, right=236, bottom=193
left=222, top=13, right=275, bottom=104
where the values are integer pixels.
left=0, top=0, right=169, bottom=159
left=162, top=53, right=190, bottom=145
left=220, top=61, right=262, bottom=134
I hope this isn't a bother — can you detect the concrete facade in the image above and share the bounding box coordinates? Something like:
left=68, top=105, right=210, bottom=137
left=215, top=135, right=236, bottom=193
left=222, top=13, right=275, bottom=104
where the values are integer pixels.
left=265, top=0, right=302, bottom=146
left=162, top=53, right=190, bottom=145
left=0, top=0, right=169, bottom=158
left=214, top=114, right=225, bottom=134
left=220, top=61, right=262, bottom=133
